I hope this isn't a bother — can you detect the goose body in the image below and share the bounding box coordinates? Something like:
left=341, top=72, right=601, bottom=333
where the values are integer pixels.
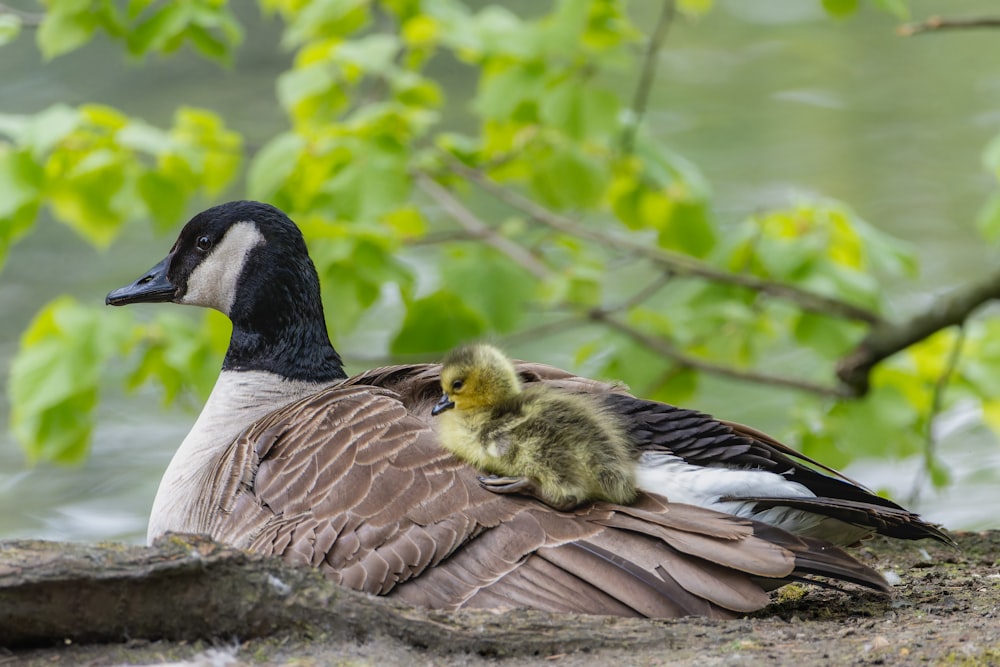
left=106, top=200, right=951, bottom=618
left=433, top=343, right=638, bottom=510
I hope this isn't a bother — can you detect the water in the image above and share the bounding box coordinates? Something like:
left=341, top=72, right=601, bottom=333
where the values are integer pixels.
left=2, top=1, right=999, bottom=542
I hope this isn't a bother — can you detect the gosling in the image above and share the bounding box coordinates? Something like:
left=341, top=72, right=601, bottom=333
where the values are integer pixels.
left=432, top=343, right=638, bottom=511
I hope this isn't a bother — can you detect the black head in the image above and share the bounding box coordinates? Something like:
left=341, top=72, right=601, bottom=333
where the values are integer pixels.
left=106, top=201, right=346, bottom=382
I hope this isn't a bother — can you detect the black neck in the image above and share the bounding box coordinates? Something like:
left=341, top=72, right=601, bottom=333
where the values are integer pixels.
left=221, top=248, right=347, bottom=382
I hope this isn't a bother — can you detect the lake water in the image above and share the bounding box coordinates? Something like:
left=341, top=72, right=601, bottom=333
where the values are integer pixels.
left=1, top=1, right=998, bottom=543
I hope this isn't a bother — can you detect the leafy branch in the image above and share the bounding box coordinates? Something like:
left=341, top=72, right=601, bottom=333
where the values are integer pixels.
left=444, top=156, right=883, bottom=325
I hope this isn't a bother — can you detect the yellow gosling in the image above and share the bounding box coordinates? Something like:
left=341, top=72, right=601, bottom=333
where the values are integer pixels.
left=433, top=343, right=637, bottom=510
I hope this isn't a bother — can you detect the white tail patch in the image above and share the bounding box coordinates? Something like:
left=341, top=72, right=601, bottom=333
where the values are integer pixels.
left=179, top=220, right=265, bottom=315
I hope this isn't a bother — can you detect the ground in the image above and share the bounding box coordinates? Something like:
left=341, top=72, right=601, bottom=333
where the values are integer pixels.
left=2, top=531, right=998, bottom=666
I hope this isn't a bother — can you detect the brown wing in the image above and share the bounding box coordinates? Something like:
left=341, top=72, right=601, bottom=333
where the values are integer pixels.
left=195, top=379, right=887, bottom=618
left=353, top=362, right=953, bottom=546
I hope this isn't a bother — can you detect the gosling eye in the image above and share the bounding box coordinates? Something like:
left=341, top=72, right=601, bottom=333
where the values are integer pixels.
left=451, top=379, right=464, bottom=392
left=196, top=235, right=213, bottom=252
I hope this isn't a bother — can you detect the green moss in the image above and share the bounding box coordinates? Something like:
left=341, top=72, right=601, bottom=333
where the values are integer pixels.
left=773, top=583, right=809, bottom=603
left=938, top=646, right=1000, bottom=666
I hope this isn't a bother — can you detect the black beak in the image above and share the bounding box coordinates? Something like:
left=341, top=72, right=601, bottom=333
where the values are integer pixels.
left=431, top=393, right=455, bottom=416
left=105, top=255, right=177, bottom=306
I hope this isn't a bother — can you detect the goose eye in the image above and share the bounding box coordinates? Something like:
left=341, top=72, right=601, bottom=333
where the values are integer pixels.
left=196, top=235, right=213, bottom=252
left=451, top=379, right=464, bottom=392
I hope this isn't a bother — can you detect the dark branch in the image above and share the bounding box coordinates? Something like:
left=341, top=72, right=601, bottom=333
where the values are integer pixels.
left=446, top=158, right=883, bottom=325
left=898, top=16, right=1000, bottom=36
left=837, top=266, right=1000, bottom=395
left=621, top=0, right=676, bottom=154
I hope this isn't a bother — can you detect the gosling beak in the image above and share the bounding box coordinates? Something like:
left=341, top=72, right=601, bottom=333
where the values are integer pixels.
left=106, top=255, right=177, bottom=306
left=431, top=393, right=455, bottom=416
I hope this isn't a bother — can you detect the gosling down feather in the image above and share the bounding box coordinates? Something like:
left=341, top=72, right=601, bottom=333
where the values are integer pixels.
left=433, top=343, right=638, bottom=510
left=105, top=200, right=952, bottom=618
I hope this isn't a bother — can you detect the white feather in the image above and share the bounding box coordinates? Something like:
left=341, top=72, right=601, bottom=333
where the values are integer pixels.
left=636, top=451, right=871, bottom=544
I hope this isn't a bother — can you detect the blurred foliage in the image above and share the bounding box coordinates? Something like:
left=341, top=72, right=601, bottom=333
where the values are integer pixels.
left=5, top=0, right=999, bottom=500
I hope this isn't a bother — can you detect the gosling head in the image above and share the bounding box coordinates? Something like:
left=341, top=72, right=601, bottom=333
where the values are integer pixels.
left=432, top=344, right=522, bottom=416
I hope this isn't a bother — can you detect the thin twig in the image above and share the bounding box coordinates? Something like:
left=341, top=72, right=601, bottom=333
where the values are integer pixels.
left=898, top=16, right=1000, bottom=36
left=909, top=326, right=965, bottom=503
left=498, top=317, right=589, bottom=348
left=404, top=230, right=478, bottom=246
left=446, top=157, right=882, bottom=325
left=416, top=174, right=550, bottom=280
left=605, top=271, right=675, bottom=315
left=621, top=0, right=676, bottom=154
left=592, top=310, right=850, bottom=399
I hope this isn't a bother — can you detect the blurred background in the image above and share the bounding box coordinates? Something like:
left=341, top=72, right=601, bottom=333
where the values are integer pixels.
left=2, top=0, right=999, bottom=543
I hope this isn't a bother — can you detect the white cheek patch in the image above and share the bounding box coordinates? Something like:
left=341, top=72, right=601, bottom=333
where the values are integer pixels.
left=180, top=221, right=265, bottom=315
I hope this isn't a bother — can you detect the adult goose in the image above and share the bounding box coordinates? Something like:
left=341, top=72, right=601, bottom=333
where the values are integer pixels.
left=106, top=200, right=948, bottom=618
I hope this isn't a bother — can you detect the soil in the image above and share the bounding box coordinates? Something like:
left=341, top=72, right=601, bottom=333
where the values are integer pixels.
left=2, top=531, right=998, bottom=667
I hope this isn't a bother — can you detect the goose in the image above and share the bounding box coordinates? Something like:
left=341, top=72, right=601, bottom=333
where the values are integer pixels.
left=433, top=343, right=638, bottom=509
left=105, top=200, right=949, bottom=618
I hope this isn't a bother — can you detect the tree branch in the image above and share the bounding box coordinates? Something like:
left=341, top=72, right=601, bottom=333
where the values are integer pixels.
left=621, top=0, right=676, bottom=154
left=446, top=158, right=882, bottom=325
left=837, top=266, right=1000, bottom=395
left=0, top=534, right=682, bottom=652
left=415, top=173, right=551, bottom=280
left=592, top=310, right=850, bottom=399
left=898, top=16, right=1000, bottom=36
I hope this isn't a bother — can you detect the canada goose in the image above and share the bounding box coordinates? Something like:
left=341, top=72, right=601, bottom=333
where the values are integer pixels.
left=105, top=200, right=949, bottom=618
left=433, top=343, right=638, bottom=510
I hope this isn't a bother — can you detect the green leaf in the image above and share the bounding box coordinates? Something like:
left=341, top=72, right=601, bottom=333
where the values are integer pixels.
left=977, top=191, right=1000, bottom=242
left=793, top=312, right=859, bottom=357
left=657, top=199, right=715, bottom=258
left=530, top=148, right=607, bottom=210
left=390, top=290, right=487, bottom=355
left=9, top=297, right=134, bottom=463
left=821, top=0, right=859, bottom=18
left=37, top=4, right=98, bottom=59
left=540, top=82, right=620, bottom=142
left=0, top=148, right=44, bottom=219
left=137, top=170, right=187, bottom=232
left=247, top=132, right=305, bottom=201
left=127, top=3, right=189, bottom=56
left=873, top=0, right=909, bottom=20
left=0, top=148, right=44, bottom=271
left=322, top=146, right=410, bottom=220
left=441, top=247, right=536, bottom=332
left=128, top=310, right=229, bottom=404
left=285, top=0, right=370, bottom=47
left=474, top=64, right=544, bottom=121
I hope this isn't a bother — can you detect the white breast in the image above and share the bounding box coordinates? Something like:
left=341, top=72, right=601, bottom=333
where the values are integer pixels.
left=146, top=370, right=334, bottom=543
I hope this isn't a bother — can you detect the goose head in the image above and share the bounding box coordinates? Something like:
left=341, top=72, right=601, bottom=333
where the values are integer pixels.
left=106, top=200, right=346, bottom=382
left=433, top=343, right=522, bottom=415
